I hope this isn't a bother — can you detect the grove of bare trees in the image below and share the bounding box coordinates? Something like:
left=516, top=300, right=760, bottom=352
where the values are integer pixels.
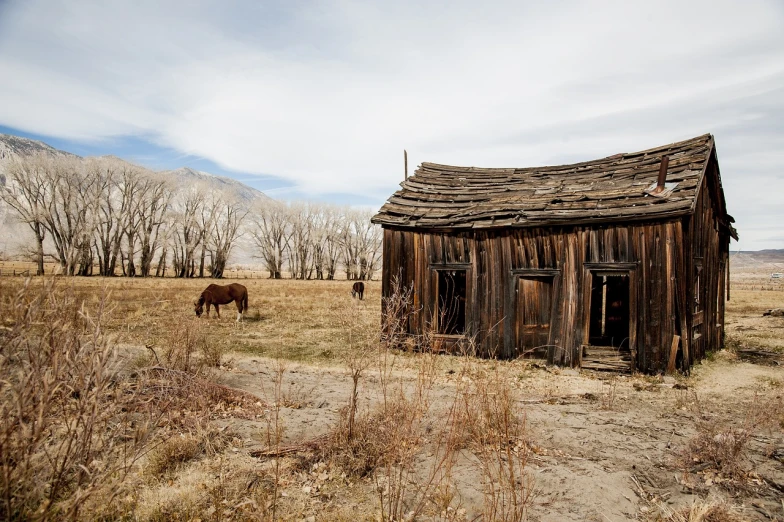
left=1, top=153, right=381, bottom=279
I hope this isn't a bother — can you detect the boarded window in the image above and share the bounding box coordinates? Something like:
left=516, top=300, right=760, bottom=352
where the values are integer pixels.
left=693, top=260, right=704, bottom=340
left=515, top=276, right=554, bottom=358
left=589, top=274, right=630, bottom=349
left=694, top=262, right=703, bottom=313
left=436, top=270, right=466, bottom=335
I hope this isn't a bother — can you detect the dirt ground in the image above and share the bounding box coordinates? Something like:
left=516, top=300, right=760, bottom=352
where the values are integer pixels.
left=205, top=344, right=783, bottom=521
left=2, top=274, right=782, bottom=520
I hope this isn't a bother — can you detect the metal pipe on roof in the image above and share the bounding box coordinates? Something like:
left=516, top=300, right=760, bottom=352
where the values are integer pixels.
left=404, top=149, right=408, bottom=181
left=653, top=155, right=670, bottom=194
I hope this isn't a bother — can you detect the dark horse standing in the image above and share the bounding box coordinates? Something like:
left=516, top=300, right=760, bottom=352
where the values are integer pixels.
left=351, top=281, right=365, bottom=300
left=194, top=283, right=248, bottom=322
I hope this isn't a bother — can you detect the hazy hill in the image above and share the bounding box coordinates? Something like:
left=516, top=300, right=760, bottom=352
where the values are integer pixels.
left=730, top=249, right=784, bottom=270
left=160, top=166, right=271, bottom=205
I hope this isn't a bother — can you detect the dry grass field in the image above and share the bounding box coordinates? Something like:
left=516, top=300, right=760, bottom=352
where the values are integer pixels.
left=1, top=268, right=782, bottom=521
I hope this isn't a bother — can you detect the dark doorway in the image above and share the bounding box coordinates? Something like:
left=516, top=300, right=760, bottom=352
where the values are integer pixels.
left=516, top=276, right=554, bottom=358
left=589, top=273, right=630, bottom=349
left=436, top=270, right=466, bottom=335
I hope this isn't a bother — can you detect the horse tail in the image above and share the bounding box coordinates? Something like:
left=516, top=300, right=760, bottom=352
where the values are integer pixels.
left=242, top=290, right=249, bottom=313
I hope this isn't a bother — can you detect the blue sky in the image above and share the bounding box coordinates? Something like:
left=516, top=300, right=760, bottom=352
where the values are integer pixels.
left=1, top=1, right=783, bottom=249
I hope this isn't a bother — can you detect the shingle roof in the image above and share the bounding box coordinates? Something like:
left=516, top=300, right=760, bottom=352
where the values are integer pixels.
left=372, top=134, right=721, bottom=229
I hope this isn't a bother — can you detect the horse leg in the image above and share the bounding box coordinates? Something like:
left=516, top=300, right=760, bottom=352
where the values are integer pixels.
left=236, top=299, right=243, bottom=322
left=206, top=303, right=211, bottom=318
left=214, top=304, right=220, bottom=319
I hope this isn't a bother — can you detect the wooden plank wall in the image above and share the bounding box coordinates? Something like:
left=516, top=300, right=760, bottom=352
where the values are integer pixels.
left=381, top=217, right=707, bottom=373
left=686, top=155, right=730, bottom=363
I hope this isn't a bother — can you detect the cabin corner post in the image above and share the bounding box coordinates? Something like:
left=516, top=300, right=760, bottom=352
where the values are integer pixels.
left=674, top=223, right=690, bottom=373
left=663, top=222, right=677, bottom=374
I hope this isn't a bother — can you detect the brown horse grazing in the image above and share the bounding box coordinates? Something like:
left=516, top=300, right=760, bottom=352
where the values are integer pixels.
left=351, top=281, right=365, bottom=300
left=194, top=283, right=248, bottom=321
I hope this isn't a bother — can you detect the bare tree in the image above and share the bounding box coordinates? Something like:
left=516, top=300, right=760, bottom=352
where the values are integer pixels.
left=196, top=194, right=221, bottom=278
left=171, top=186, right=207, bottom=278
left=89, top=159, right=119, bottom=276
left=340, top=208, right=382, bottom=280
left=208, top=194, right=247, bottom=279
left=118, top=167, right=147, bottom=277
left=137, top=175, right=172, bottom=277
left=311, top=204, right=343, bottom=280
left=41, top=156, right=95, bottom=275
left=87, top=159, right=145, bottom=276
left=0, top=154, right=52, bottom=275
left=251, top=200, right=291, bottom=279
left=288, top=201, right=316, bottom=280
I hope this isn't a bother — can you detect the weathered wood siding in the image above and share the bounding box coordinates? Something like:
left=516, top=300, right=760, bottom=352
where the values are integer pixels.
left=685, top=154, right=730, bottom=364
left=381, top=218, right=702, bottom=373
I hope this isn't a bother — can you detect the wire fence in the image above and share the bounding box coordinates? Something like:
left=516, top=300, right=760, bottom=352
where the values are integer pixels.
left=0, top=262, right=378, bottom=281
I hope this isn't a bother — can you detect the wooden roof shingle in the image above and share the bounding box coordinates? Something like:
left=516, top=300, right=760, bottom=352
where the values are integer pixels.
left=373, top=134, right=726, bottom=230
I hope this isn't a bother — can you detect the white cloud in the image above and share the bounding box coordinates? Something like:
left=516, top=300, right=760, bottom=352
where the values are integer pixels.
left=0, top=0, right=783, bottom=248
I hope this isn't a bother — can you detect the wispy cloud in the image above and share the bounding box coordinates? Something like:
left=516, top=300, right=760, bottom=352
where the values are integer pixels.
left=0, top=0, right=783, bottom=248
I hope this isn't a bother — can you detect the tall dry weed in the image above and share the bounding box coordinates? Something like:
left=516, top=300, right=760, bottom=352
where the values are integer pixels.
left=0, top=278, right=156, bottom=520
left=462, top=364, right=535, bottom=522
left=648, top=496, right=746, bottom=522
left=160, top=317, right=208, bottom=372
left=679, top=392, right=783, bottom=488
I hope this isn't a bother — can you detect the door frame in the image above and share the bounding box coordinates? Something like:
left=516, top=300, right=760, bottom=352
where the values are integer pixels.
left=582, top=263, right=637, bottom=368
left=429, top=263, right=472, bottom=340
left=510, top=268, right=560, bottom=358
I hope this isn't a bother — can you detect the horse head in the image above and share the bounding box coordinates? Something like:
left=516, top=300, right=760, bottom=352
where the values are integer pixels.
left=194, top=296, right=204, bottom=317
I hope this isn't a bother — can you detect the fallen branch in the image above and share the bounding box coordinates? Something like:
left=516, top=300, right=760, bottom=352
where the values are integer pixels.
left=250, top=434, right=331, bottom=458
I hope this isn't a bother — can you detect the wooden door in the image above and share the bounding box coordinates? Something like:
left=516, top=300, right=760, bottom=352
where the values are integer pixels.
left=516, top=277, right=553, bottom=358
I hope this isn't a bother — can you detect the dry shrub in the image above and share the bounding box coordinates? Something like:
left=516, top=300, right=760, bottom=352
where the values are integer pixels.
left=462, top=365, right=535, bottom=522
left=0, top=278, right=156, bottom=520
left=318, top=345, right=465, bottom=521
left=132, top=367, right=267, bottom=429
left=325, top=395, right=417, bottom=478
left=144, top=463, right=274, bottom=522
left=649, top=496, right=746, bottom=522
left=201, top=339, right=228, bottom=368
left=380, top=275, right=415, bottom=351
left=145, top=427, right=233, bottom=476
left=679, top=393, right=783, bottom=488
left=160, top=317, right=208, bottom=372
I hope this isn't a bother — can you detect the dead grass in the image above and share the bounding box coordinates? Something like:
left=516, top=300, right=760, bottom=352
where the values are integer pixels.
left=0, top=278, right=157, bottom=520
left=1, top=272, right=781, bottom=520
left=724, top=288, right=784, bottom=353
left=0, top=276, right=383, bottom=364
left=678, top=392, right=784, bottom=491
left=145, top=426, right=234, bottom=477
left=646, top=496, right=747, bottom=522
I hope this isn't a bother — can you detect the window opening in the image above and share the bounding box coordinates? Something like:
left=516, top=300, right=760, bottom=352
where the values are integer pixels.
left=436, top=269, right=466, bottom=335
left=694, top=263, right=703, bottom=313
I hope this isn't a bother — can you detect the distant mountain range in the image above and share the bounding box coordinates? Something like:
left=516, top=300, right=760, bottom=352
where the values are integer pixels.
left=730, top=249, right=784, bottom=269
left=0, top=133, right=270, bottom=261
left=0, top=133, right=271, bottom=204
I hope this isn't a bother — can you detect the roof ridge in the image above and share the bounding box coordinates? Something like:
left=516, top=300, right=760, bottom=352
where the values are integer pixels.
left=420, top=133, right=712, bottom=173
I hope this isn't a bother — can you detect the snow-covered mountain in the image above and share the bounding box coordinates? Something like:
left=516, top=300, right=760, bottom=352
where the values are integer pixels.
left=160, top=166, right=271, bottom=204
left=0, top=134, right=271, bottom=204
left=0, top=133, right=270, bottom=260
left=0, top=134, right=76, bottom=185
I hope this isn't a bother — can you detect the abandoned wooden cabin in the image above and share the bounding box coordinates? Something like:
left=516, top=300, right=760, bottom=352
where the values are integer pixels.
left=372, top=134, right=737, bottom=373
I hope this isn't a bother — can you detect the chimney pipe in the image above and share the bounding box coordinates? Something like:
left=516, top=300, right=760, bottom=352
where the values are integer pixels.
left=404, top=149, right=408, bottom=181
left=653, top=155, right=669, bottom=194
